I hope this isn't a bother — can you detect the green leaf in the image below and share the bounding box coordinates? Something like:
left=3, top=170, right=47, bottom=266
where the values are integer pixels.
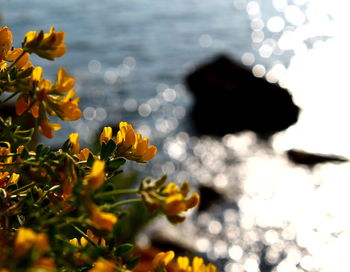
left=35, top=144, right=44, bottom=157
left=126, top=255, right=140, bottom=270
left=100, top=140, right=117, bottom=161
left=61, top=139, right=70, bottom=152
left=115, top=243, right=134, bottom=256
left=20, top=147, right=29, bottom=160
left=108, top=158, right=126, bottom=169
left=9, top=67, right=18, bottom=81
left=87, top=152, right=94, bottom=167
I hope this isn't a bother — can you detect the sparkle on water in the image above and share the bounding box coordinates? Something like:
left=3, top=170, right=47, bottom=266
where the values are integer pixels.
left=2, top=0, right=350, bottom=271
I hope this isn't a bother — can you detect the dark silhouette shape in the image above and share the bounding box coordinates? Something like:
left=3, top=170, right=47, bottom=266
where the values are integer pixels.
left=287, top=149, right=348, bottom=167
left=185, top=55, right=300, bottom=139
left=197, top=185, right=223, bottom=212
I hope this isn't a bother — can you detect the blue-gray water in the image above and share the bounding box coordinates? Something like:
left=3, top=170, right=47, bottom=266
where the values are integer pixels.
left=2, top=1, right=350, bottom=271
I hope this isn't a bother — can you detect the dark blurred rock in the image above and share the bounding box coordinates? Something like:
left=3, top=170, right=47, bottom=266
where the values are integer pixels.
left=287, top=149, right=348, bottom=167
left=197, top=185, right=224, bottom=212
left=185, top=55, right=300, bottom=139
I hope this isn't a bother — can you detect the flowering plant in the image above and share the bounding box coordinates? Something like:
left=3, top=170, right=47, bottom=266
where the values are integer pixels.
left=0, top=26, right=218, bottom=272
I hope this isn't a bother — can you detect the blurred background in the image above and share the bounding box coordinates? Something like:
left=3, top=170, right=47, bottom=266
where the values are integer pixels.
left=2, top=0, right=350, bottom=271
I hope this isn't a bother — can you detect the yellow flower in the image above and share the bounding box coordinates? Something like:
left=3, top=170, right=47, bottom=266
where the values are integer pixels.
left=0, top=142, right=12, bottom=166
left=141, top=179, right=200, bottom=223
left=15, top=67, right=81, bottom=137
left=14, top=227, right=49, bottom=257
left=77, top=148, right=91, bottom=161
left=89, top=259, right=116, bottom=272
left=55, top=67, right=75, bottom=93
left=0, top=27, right=12, bottom=60
left=177, top=256, right=191, bottom=272
left=55, top=89, right=82, bottom=121
left=116, top=122, right=136, bottom=147
left=69, top=133, right=80, bottom=154
left=32, top=66, right=43, bottom=82
left=33, top=258, right=56, bottom=270
left=85, top=160, right=105, bottom=190
left=90, top=206, right=118, bottom=230
left=8, top=173, right=20, bottom=185
left=116, top=122, right=157, bottom=162
left=134, top=134, right=157, bottom=161
left=5, top=48, right=31, bottom=69
left=38, top=117, right=61, bottom=139
left=70, top=229, right=106, bottom=248
left=100, top=126, right=112, bottom=144
left=24, top=27, right=66, bottom=60
left=152, top=253, right=219, bottom=272
left=152, top=251, right=175, bottom=269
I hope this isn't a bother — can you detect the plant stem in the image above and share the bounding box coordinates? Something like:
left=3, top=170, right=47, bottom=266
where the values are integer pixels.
left=95, top=189, right=139, bottom=198
left=35, top=184, right=60, bottom=204
left=102, top=198, right=142, bottom=210
left=10, top=181, right=36, bottom=195
left=72, top=224, right=99, bottom=248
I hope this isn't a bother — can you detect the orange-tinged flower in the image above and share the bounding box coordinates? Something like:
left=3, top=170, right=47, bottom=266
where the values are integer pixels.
left=90, top=206, right=118, bottom=230
left=55, top=89, right=82, bottom=121
left=142, top=145, right=157, bottom=161
left=141, top=179, right=200, bottom=223
left=152, top=253, right=219, bottom=272
left=177, top=256, right=191, bottom=272
left=0, top=172, right=9, bottom=187
left=0, top=27, right=12, bottom=60
left=77, top=148, right=91, bottom=161
left=152, top=251, right=175, bottom=269
left=69, top=133, right=80, bottom=154
left=100, top=126, right=112, bottom=144
left=5, top=48, right=31, bottom=69
left=33, top=258, right=56, bottom=270
left=15, top=227, right=49, bottom=257
left=8, top=173, right=20, bottom=185
left=134, top=134, right=157, bottom=161
left=116, top=122, right=157, bottom=162
left=85, top=160, right=105, bottom=190
left=116, top=122, right=136, bottom=147
left=15, top=66, right=82, bottom=138
left=15, top=95, right=40, bottom=118
left=89, top=259, right=116, bottom=272
left=0, top=142, right=12, bottom=168
left=38, top=117, right=61, bottom=138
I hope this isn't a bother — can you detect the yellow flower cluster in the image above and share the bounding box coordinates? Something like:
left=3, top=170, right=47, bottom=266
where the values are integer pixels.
left=0, top=24, right=208, bottom=271
left=0, top=142, right=20, bottom=187
left=14, top=227, right=56, bottom=271
left=0, top=26, right=82, bottom=138
left=0, top=27, right=32, bottom=70
left=89, top=259, right=117, bottom=272
left=89, top=204, right=118, bottom=230
left=115, top=122, right=157, bottom=162
left=23, top=26, right=66, bottom=60
left=141, top=178, right=200, bottom=223
left=15, top=227, right=50, bottom=257
left=70, top=229, right=106, bottom=248
left=152, top=251, right=218, bottom=272
left=16, top=66, right=81, bottom=138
